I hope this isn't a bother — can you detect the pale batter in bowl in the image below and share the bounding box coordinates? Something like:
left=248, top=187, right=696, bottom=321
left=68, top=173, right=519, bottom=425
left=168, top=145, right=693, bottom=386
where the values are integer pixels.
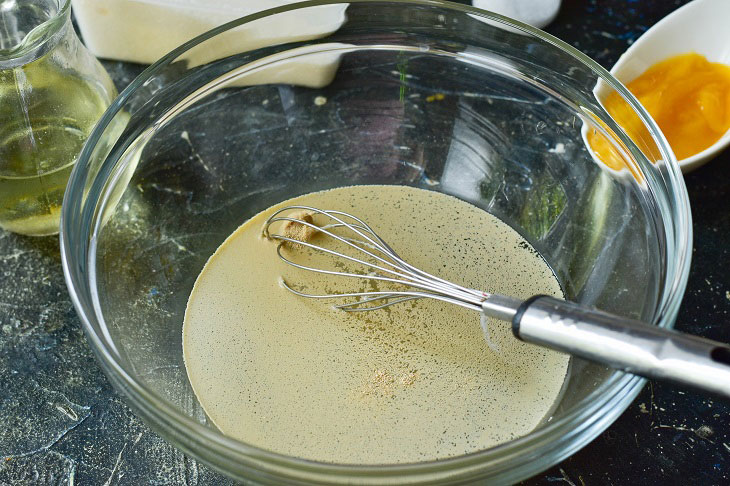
left=183, top=185, right=570, bottom=464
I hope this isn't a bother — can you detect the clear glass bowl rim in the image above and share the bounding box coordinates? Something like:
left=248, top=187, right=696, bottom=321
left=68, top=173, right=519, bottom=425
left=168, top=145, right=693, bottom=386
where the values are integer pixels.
left=60, top=0, right=693, bottom=482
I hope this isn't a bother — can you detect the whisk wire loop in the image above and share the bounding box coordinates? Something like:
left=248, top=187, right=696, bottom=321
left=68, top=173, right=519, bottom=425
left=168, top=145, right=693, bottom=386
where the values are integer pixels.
left=325, top=209, right=487, bottom=301
left=263, top=206, right=488, bottom=311
left=273, top=240, right=481, bottom=301
left=280, top=279, right=483, bottom=312
left=266, top=210, right=472, bottom=298
left=269, top=221, right=464, bottom=297
left=266, top=207, right=433, bottom=284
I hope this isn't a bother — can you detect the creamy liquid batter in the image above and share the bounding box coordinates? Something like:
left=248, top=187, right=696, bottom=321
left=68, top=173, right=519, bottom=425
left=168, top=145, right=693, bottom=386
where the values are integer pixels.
left=183, top=185, right=570, bottom=464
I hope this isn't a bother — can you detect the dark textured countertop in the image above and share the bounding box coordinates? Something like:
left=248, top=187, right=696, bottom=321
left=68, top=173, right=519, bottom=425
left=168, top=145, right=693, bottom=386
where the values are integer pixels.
left=1, top=1, right=728, bottom=484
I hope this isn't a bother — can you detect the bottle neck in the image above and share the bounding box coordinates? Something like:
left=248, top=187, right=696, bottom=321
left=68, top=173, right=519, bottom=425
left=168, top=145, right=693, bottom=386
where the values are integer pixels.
left=0, top=0, right=72, bottom=69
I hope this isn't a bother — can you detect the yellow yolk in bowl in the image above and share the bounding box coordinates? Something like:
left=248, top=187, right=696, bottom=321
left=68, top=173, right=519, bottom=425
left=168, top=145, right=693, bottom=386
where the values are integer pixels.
left=588, top=53, right=730, bottom=170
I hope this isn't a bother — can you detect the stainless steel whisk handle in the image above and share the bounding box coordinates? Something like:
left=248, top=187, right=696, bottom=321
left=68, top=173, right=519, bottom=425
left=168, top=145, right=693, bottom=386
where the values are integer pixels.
left=505, top=296, right=730, bottom=398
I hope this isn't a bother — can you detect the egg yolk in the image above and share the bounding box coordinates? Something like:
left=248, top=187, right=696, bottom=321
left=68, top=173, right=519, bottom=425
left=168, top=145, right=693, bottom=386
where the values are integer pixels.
left=588, top=53, right=730, bottom=169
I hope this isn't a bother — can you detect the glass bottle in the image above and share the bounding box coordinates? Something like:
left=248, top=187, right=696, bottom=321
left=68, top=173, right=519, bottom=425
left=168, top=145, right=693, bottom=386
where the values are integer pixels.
left=0, top=0, right=116, bottom=236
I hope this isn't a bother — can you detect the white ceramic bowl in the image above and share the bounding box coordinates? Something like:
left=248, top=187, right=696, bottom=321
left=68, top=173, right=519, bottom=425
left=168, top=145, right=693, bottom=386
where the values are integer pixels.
left=597, top=0, right=730, bottom=173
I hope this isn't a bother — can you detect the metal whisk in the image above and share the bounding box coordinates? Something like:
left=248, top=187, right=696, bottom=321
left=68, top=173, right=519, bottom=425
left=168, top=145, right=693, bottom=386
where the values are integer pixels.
left=263, top=206, right=730, bottom=398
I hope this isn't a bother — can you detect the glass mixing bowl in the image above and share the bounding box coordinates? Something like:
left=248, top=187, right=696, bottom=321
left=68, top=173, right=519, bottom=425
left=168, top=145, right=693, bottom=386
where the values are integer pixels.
left=60, top=1, right=692, bottom=484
